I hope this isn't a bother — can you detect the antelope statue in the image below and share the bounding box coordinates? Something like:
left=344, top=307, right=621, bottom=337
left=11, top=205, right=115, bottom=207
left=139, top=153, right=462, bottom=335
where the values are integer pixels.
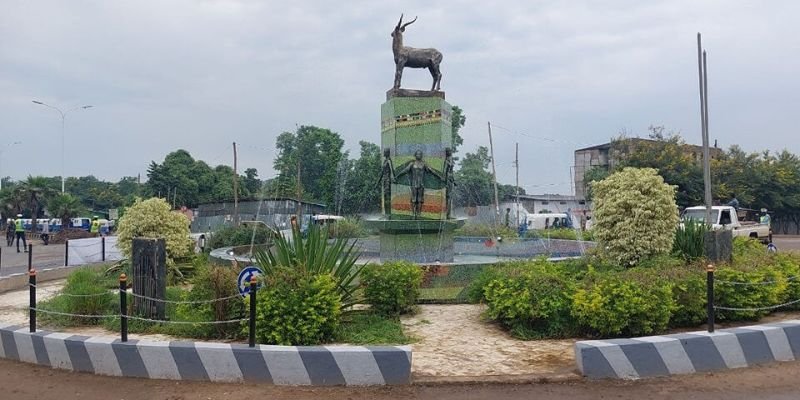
left=391, top=14, right=443, bottom=91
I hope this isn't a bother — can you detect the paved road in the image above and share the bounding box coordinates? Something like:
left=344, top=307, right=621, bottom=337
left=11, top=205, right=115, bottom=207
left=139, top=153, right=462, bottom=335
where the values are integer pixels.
left=0, top=240, right=66, bottom=276
left=2, top=357, right=800, bottom=400
left=773, top=235, right=800, bottom=252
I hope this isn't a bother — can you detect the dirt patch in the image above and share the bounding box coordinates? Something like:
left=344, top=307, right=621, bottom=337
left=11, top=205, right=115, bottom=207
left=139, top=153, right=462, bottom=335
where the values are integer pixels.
left=0, top=279, right=65, bottom=326
left=402, top=304, right=576, bottom=377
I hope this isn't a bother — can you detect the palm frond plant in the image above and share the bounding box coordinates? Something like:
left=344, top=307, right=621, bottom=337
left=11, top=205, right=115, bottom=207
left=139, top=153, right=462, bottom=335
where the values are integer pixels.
left=253, top=224, right=363, bottom=309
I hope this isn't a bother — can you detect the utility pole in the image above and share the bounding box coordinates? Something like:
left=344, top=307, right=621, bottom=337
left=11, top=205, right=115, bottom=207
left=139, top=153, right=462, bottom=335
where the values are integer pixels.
left=487, top=122, right=500, bottom=223
left=515, top=142, right=520, bottom=226
left=295, top=161, right=302, bottom=222
left=233, top=142, right=239, bottom=226
left=697, top=33, right=712, bottom=226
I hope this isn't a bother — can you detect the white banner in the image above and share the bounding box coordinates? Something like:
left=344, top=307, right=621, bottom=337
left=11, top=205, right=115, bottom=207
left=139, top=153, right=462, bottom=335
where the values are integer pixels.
left=67, top=237, right=123, bottom=266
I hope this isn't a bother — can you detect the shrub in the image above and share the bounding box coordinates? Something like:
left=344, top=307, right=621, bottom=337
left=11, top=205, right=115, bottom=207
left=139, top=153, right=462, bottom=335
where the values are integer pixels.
left=252, top=268, right=341, bottom=345
left=464, top=259, right=560, bottom=303
left=331, top=217, right=367, bottom=239
left=454, top=222, right=519, bottom=240
left=592, top=168, right=679, bottom=266
left=174, top=263, right=246, bottom=339
left=673, top=218, right=708, bottom=261
left=116, top=198, right=193, bottom=266
left=362, top=261, right=423, bottom=316
left=526, top=228, right=594, bottom=241
left=207, top=224, right=273, bottom=249
left=484, top=266, right=576, bottom=339
left=714, top=267, right=786, bottom=321
left=772, top=254, right=800, bottom=310
left=732, top=236, right=766, bottom=262
left=572, top=275, right=675, bottom=337
left=253, top=225, right=363, bottom=308
left=39, top=268, right=116, bottom=326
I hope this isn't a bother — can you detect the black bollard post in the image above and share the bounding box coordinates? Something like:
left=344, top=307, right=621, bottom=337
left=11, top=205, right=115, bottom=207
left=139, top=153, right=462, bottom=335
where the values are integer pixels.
left=64, top=240, right=69, bottom=266
left=29, top=269, right=36, bottom=333
left=27, top=244, right=32, bottom=271
left=120, top=273, right=128, bottom=342
left=249, top=276, right=257, bottom=348
left=101, top=237, right=106, bottom=262
left=707, top=264, right=715, bottom=333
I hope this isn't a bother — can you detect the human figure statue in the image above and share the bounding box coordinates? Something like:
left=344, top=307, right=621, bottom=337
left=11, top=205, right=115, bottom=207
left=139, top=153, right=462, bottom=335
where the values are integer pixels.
left=394, top=150, right=444, bottom=219
left=391, top=14, right=443, bottom=91
left=444, top=147, right=456, bottom=219
left=376, top=148, right=395, bottom=215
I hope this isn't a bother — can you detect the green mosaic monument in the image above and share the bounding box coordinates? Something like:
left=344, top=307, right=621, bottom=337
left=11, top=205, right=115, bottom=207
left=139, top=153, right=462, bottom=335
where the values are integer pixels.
left=365, top=15, right=464, bottom=263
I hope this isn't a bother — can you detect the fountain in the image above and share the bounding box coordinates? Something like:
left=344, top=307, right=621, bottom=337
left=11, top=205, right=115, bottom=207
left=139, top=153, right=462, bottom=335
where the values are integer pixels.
left=363, top=15, right=465, bottom=263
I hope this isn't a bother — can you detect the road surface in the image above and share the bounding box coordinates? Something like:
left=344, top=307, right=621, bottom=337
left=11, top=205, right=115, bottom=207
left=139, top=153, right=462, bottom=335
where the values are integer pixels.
left=3, top=357, right=800, bottom=400
left=0, top=239, right=66, bottom=276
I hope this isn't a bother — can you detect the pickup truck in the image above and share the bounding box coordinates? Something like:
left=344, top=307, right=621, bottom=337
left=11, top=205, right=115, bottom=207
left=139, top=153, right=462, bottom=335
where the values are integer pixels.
left=681, top=205, right=771, bottom=243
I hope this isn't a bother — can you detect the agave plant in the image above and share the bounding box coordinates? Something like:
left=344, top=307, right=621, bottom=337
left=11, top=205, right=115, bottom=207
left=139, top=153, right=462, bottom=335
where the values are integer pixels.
left=673, top=218, right=708, bottom=261
left=253, top=224, right=363, bottom=308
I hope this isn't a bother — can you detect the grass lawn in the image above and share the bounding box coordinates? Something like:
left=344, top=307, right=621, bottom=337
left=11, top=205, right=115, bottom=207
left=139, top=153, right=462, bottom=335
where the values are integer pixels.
left=334, top=311, right=414, bottom=345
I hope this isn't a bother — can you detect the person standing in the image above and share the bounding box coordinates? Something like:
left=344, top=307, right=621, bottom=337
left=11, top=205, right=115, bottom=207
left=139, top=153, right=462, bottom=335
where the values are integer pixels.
left=14, top=214, right=26, bottom=253
left=90, top=216, right=100, bottom=237
left=40, top=219, right=50, bottom=245
left=6, top=218, right=14, bottom=247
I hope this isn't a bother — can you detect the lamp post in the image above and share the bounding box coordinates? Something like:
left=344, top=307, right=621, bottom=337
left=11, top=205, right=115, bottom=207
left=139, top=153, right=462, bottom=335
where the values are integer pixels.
left=0, top=141, right=22, bottom=191
left=32, top=101, right=93, bottom=194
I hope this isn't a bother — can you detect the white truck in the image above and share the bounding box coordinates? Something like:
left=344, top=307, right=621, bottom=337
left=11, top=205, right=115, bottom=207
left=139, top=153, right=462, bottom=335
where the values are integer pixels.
left=681, top=205, right=771, bottom=243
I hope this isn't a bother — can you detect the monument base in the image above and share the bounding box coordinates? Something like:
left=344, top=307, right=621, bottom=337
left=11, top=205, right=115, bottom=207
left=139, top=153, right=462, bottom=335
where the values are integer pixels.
left=364, top=218, right=465, bottom=263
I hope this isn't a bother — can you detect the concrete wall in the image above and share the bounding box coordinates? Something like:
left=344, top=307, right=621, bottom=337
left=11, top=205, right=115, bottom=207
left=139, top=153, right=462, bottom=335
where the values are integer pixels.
left=576, top=321, right=800, bottom=379
left=0, top=324, right=412, bottom=386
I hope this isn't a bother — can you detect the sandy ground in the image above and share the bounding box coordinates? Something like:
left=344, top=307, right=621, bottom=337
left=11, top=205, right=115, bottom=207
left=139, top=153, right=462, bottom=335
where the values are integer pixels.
left=402, top=305, right=576, bottom=378
left=0, top=279, right=64, bottom=325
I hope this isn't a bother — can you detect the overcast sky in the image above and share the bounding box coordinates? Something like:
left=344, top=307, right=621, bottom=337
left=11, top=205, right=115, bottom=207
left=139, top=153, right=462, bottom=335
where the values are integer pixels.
left=2, top=0, right=799, bottom=195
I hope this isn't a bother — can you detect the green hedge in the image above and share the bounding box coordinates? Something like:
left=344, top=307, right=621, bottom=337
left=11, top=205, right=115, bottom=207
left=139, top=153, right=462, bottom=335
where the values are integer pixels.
left=484, top=265, right=576, bottom=338
left=252, top=268, right=341, bottom=345
left=362, top=261, right=423, bottom=316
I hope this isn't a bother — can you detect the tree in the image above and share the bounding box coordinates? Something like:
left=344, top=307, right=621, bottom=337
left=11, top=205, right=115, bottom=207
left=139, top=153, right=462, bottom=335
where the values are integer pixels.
left=583, top=167, right=610, bottom=201
left=243, top=168, right=261, bottom=196
left=272, top=126, right=346, bottom=205
left=341, top=141, right=382, bottom=214
left=592, top=167, right=679, bottom=266
left=455, top=146, right=494, bottom=207
left=116, top=197, right=193, bottom=266
left=451, top=105, right=466, bottom=156
left=611, top=126, right=704, bottom=208
left=16, top=176, right=58, bottom=231
left=47, top=194, right=85, bottom=225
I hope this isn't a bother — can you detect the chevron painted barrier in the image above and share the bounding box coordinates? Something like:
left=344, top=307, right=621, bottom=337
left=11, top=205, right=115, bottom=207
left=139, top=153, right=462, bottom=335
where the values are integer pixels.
left=0, top=324, right=412, bottom=385
left=576, top=320, right=800, bottom=379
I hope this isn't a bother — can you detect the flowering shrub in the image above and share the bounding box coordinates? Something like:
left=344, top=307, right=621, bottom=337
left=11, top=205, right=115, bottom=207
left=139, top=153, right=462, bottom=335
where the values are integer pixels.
left=116, top=197, right=193, bottom=265
left=592, top=167, right=679, bottom=266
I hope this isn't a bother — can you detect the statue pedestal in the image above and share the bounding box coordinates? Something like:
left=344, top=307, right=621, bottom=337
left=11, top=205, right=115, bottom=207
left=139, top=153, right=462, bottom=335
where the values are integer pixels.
left=364, top=219, right=465, bottom=263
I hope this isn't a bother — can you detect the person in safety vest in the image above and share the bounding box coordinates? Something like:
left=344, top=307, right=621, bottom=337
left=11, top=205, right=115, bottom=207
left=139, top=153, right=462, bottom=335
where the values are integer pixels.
left=90, top=216, right=100, bottom=237
left=14, top=214, right=27, bottom=253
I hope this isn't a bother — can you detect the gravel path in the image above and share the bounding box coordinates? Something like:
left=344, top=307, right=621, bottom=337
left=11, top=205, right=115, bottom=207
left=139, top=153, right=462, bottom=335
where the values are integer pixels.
left=402, top=304, right=576, bottom=378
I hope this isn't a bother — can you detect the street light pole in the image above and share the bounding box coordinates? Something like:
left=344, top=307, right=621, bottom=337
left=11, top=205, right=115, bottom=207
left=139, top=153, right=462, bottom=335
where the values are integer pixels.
left=0, top=141, right=22, bottom=191
left=32, top=101, right=93, bottom=193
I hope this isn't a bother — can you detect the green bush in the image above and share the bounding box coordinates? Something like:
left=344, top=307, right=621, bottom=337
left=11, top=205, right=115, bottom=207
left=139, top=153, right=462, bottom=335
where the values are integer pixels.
left=672, top=219, right=707, bottom=261
left=714, top=267, right=786, bottom=321
left=252, top=268, right=341, bottom=345
left=253, top=225, right=363, bottom=309
left=526, top=228, right=594, bottom=241
left=454, top=222, right=519, bottom=240
left=484, top=265, right=576, bottom=338
left=572, top=275, right=675, bottom=337
left=207, top=224, right=273, bottom=249
left=465, top=259, right=562, bottom=303
left=331, top=217, right=367, bottom=239
left=174, top=264, right=246, bottom=339
left=39, top=268, right=116, bottom=327
left=592, top=168, right=679, bottom=266
left=732, top=236, right=766, bottom=262
left=773, top=255, right=800, bottom=310
left=362, top=261, right=423, bottom=316
left=334, top=311, right=413, bottom=345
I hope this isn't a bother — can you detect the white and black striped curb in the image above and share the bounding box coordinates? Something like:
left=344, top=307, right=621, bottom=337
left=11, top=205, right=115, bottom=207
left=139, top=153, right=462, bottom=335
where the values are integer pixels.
left=0, top=324, right=412, bottom=385
left=575, top=320, right=800, bottom=379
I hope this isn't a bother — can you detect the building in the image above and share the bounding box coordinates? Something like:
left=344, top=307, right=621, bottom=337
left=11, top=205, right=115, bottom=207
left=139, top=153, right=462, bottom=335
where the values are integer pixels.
left=573, top=138, right=721, bottom=199
left=190, top=198, right=326, bottom=233
left=515, top=194, right=590, bottom=215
